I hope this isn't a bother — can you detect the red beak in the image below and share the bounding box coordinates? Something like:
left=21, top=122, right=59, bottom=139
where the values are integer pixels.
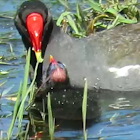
left=26, top=13, right=43, bottom=62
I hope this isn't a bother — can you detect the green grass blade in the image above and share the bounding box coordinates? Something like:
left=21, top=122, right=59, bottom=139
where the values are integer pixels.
left=86, top=14, right=108, bottom=34
left=82, top=78, right=88, bottom=140
left=0, top=62, right=14, bottom=65
left=56, top=11, right=71, bottom=26
left=107, top=15, right=119, bottom=29
left=26, top=62, right=39, bottom=97
left=67, top=14, right=79, bottom=34
left=1, top=84, right=14, bottom=96
left=21, top=48, right=31, bottom=98
left=105, top=8, right=118, bottom=16
left=0, top=71, right=9, bottom=75
left=118, top=17, right=137, bottom=23
left=0, top=80, right=7, bottom=88
left=87, top=0, right=103, bottom=13
left=7, top=81, right=22, bottom=139
left=47, top=93, right=55, bottom=140
left=17, top=48, right=31, bottom=133
left=17, top=61, right=39, bottom=114
left=76, top=4, right=82, bottom=22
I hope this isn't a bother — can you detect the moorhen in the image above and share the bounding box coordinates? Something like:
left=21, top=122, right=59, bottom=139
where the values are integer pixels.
left=14, top=0, right=140, bottom=119
left=14, top=0, right=100, bottom=120
left=15, top=0, right=140, bottom=91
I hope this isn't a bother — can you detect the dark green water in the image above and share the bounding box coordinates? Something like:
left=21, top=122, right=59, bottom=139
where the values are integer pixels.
left=0, top=0, right=140, bottom=139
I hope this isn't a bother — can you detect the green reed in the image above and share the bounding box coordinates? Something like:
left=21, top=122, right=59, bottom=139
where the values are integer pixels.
left=82, top=78, right=88, bottom=140
left=47, top=93, right=55, bottom=140
left=7, top=48, right=39, bottom=139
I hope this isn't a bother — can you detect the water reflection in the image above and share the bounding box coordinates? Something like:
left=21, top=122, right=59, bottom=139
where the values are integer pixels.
left=23, top=91, right=140, bottom=140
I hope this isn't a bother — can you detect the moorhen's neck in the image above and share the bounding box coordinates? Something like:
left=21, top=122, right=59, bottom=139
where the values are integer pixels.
left=41, top=19, right=54, bottom=57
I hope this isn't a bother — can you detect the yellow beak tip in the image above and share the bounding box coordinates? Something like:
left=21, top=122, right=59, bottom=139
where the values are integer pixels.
left=49, top=55, right=54, bottom=62
left=35, top=52, right=43, bottom=63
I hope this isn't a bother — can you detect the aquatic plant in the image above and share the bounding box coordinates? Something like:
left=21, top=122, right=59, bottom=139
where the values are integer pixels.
left=82, top=78, right=88, bottom=140
left=47, top=93, right=55, bottom=140
left=57, top=0, right=140, bottom=37
left=5, top=47, right=55, bottom=140
left=7, top=48, right=38, bottom=139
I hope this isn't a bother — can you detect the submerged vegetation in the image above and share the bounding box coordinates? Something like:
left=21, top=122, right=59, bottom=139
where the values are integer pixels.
left=0, top=0, right=140, bottom=139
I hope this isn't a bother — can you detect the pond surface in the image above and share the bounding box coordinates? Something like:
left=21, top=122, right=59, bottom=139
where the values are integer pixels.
left=0, top=0, right=140, bottom=140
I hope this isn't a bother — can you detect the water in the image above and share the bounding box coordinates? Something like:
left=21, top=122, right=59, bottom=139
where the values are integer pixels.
left=0, top=0, right=140, bottom=139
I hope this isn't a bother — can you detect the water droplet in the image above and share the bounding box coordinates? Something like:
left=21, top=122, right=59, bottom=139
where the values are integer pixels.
left=118, top=85, right=122, bottom=88
left=97, top=78, right=100, bottom=81
left=72, top=84, right=75, bottom=87
left=84, top=78, right=87, bottom=81
left=58, top=101, right=60, bottom=104
left=66, top=100, right=69, bottom=103
left=62, top=95, right=66, bottom=98
left=94, top=83, right=98, bottom=86
left=64, top=89, right=66, bottom=92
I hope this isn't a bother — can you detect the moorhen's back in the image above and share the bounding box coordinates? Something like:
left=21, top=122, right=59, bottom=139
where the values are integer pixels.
left=43, top=23, right=140, bottom=92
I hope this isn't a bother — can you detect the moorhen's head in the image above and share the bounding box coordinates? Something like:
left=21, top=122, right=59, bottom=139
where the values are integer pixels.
left=14, top=0, right=53, bottom=62
left=46, top=55, right=69, bottom=88
left=34, top=55, right=70, bottom=97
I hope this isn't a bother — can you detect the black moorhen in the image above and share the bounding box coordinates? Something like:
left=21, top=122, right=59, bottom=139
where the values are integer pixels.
left=14, top=0, right=100, bottom=120
left=15, top=0, right=140, bottom=91
left=15, top=0, right=140, bottom=119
